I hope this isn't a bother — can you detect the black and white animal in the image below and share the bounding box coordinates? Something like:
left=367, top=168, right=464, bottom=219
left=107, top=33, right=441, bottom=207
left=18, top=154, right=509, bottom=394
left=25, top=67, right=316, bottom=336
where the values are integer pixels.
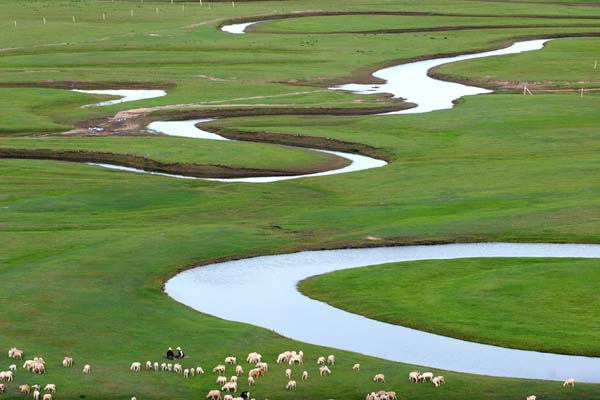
left=240, top=391, right=250, bottom=400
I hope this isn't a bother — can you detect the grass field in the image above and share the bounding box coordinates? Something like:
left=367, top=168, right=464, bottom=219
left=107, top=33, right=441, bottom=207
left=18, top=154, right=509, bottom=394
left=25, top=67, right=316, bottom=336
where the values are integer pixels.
left=300, top=257, right=600, bottom=356
left=1, top=0, right=600, bottom=399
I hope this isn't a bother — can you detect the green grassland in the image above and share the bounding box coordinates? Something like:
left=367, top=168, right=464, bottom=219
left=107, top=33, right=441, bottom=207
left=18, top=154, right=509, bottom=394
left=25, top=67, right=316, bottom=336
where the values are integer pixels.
left=300, top=257, right=600, bottom=356
left=1, top=0, right=600, bottom=399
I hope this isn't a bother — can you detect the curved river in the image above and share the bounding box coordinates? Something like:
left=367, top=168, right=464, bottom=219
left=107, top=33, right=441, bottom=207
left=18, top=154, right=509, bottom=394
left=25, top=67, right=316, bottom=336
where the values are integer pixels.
left=165, top=243, right=600, bottom=383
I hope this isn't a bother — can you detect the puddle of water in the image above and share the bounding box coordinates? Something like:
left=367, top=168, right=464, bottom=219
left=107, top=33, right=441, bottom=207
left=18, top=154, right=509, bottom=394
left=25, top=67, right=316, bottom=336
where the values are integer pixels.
left=72, top=89, right=167, bottom=108
left=221, top=22, right=258, bottom=34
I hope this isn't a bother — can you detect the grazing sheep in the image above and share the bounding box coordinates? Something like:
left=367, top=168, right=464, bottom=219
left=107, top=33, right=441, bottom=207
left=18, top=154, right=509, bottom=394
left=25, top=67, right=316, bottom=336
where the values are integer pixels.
left=197, top=367, right=205, bottom=375
left=255, top=362, right=268, bottom=372
left=285, top=369, right=292, bottom=379
left=224, top=395, right=234, bottom=400
left=230, top=376, right=238, bottom=383
left=225, top=357, right=237, bottom=365
left=352, top=363, right=360, bottom=371
left=246, top=353, right=262, bottom=364
left=276, top=352, right=291, bottom=364
left=131, top=397, right=136, bottom=400
left=373, top=374, right=385, bottom=383
left=213, top=365, right=226, bottom=375
left=174, top=364, right=183, bottom=374
left=0, top=371, right=13, bottom=382
left=190, top=368, right=196, bottom=377
left=8, top=365, right=16, bottom=372
left=526, top=396, right=537, bottom=400
left=167, top=363, right=173, bottom=372
left=386, top=391, right=397, bottom=400
left=563, top=378, right=575, bottom=387
left=145, top=361, right=152, bottom=371
left=19, top=384, right=30, bottom=394
left=286, top=380, right=297, bottom=391
left=319, top=366, right=331, bottom=376
left=247, top=377, right=255, bottom=386
left=44, top=384, right=56, bottom=393
left=408, top=371, right=420, bottom=383
left=327, top=355, right=335, bottom=365
left=206, top=390, right=221, bottom=400
left=33, top=390, right=40, bottom=400
left=130, top=362, right=142, bottom=372
left=32, top=385, right=41, bottom=391
left=302, top=371, right=308, bottom=381
left=0, top=383, right=5, bottom=393
left=235, top=366, right=244, bottom=376
left=248, top=368, right=261, bottom=379
left=62, top=357, right=73, bottom=368
left=42, top=394, right=52, bottom=400
left=83, top=364, right=91, bottom=374
left=216, top=376, right=227, bottom=385
left=317, top=357, right=326, bottom=365
left=221, top=381, right=237, bottom=392
left=9, top=348, right=24, bottom=360
left=154, top=362, right=159, bottom=372
left=288, top=355, right=303, bottom=365
left=418, top=372, right=434, bottom=382
left=184, top=369, right=190, bottom=378
left=432, top=376, right=445, bottom=387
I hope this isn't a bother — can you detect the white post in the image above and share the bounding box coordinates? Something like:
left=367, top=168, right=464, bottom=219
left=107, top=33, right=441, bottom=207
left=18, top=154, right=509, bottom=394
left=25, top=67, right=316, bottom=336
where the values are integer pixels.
left=171, top=0, right=173, bottom=4
left=156, top=7, right=159, bottom=14
left=102, top=12, right=106, bottom=20
left=43, top=17, right=46, bottom=25
left=232, top=1, right=235, bottom=7
left=131, top=9, right=134, bottom=16
left=580, top=88, right=584, bottom=98
left=199, top=0, right=202, bottom=4
left=13, top=20, right=16, bottom=28
left=182, top=4, right=185, bottom=11
left=595, top=60, right=598, bottom=70
left=72, top=15, right=76, bottom=23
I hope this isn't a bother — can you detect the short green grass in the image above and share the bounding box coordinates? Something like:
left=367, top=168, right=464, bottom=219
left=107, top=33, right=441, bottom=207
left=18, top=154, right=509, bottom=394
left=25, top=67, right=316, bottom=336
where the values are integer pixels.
left=300, top=257, right=600, bottom=356
left=2, top=0, right=600, bottom=399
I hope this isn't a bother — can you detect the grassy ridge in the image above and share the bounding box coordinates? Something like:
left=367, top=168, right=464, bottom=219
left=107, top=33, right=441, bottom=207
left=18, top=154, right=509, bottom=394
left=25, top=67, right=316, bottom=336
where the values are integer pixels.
left=299, top=257, right=600, bottom=356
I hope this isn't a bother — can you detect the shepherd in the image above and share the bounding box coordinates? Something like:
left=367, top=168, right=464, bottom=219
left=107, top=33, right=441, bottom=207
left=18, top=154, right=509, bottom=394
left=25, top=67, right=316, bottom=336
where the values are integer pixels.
left=166, top=347, right=174, bottom=360
left=176, top=346, right=185, bottom=359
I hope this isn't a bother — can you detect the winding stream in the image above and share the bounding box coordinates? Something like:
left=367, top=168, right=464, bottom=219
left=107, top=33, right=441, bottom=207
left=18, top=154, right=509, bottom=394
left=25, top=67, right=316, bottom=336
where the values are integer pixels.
left=72, top=88, right=166, bottom=107
left=165, top=243, right=600, bottom=383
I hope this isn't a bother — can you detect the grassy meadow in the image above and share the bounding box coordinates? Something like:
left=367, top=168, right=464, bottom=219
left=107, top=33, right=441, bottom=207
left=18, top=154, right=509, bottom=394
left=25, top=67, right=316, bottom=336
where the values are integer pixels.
left=1, top=0, right=600, bottom=399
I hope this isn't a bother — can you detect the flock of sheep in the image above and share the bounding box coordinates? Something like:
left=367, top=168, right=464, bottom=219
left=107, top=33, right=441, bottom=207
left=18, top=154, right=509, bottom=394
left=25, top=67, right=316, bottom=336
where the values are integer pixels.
left=2, top=347, right=91, bottom=399
left=4, top=346, right=580, bottom=400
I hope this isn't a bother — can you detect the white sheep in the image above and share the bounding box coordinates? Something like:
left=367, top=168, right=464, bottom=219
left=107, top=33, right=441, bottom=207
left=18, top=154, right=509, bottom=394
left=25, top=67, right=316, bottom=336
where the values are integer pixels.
left=62, top=357, right=73, bottom=368
left=409, top=371, right=420, bottom=383
left=19, top=384, right=30, bottom=394
left=145, top=361, right=152, bottom=371
left=33, top=390, right=40, bottom=400
left=432, top=376, right=445, bottom=387
left=161, top=363, right=167, bottom=371
left=184, top=369, right=190, bottom=378
left=319, top=366, right=331, bottom=376
left=83, top=364, right=91, bottom=374
left=276, top=351, right=291, bottom=364
left=247, top=376, right=255, bottom=386
left=221, top=381, right=237, bottom=392
left=419, top=372, right=434, bottom=382
left=190, top=368, right=196, bottom=377
left=302, top=371, right=308, bottom=380
left=42, top=394, right=52, bottom=400
left=352, top=363, right=360, bottom=371
left=224, top=395, right=233, bottom=400
left=563, top=378, right=575, bottom=387
left=206, top=389, right=221, bottom=400
left=8, top=365, right=16, bottom=372
left=526, top=396, right=537, bottom=400
left=225, top=357, right=237, bottom=365
left=235, top=365, right=244, bottom=376
left=174, top=363, right=183, bottom=374
left=386, top=391, right=397, bottom=400
left=44, top=384, right=56, bottom=393
left=285, top=368, right=292, bottom=379
left=154, top=362, right=159, bottom=372
left=327, top=355, right=335, bottom=365
left=197, top=367, right=205, bottom=375
left=0, top=383, right=5, bottom=393
left=246, top=353, right=262, bottom=364
left=288, top=355, right=303, bottom=365
left=216, top=376, right=227, bottom=385
left=167, top=363, right=173, bottom=372
left=373, top=373, right=385, bottom=383
left=286, top=380, right=297, bottom=390
left=317, top=356, right=326, bottom=365
left=255, top=362, right=268, bottom=372
left=230, top=376, right=238, bottom=383
left=130, top=362, right=142, bottom=372
left=213, top=365, right=226, bottom=375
